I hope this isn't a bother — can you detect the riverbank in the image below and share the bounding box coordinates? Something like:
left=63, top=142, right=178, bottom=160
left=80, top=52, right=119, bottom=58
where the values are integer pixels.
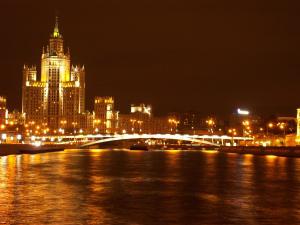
left=218, top=146, right=300, bottom=157
left=0, top=144, right=77, bottom=156
left=2, top=143, right=300, bottom=158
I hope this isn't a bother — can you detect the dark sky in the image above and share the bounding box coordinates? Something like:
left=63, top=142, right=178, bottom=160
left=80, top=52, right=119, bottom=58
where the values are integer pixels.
left=0, top=0, right=299, bottom=117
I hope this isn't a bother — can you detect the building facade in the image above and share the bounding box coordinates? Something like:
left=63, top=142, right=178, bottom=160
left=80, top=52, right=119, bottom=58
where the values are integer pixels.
left=22, top=17, right=86, bottom=132
left=7, top=110, right=25, bottom=126
left=94, top=96, right=118, bottom=134
left=131, top=104, right=152, bottom=116
left=118, top=103, right=174, bottom=134
left=0, top=96, right=7, bottom=125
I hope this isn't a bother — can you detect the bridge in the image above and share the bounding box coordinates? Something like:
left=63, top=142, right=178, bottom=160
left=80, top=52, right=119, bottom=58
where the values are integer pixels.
left=33, top=133, right=253, bottom=148
left=80, top=134, right=221, bottom=148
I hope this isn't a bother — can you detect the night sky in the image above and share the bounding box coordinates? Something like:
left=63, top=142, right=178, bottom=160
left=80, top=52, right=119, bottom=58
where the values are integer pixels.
left=0, top=0, right=299, bottom=117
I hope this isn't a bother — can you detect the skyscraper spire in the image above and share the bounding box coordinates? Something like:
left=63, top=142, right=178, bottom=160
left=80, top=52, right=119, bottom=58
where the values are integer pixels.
left=49, top=14, right=64, bottom=54
left=53, top=15, right=60, bottom=38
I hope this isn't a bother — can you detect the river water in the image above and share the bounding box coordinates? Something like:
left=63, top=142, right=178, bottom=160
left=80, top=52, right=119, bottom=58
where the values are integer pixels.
left=1, top=149, right=300, bottom=225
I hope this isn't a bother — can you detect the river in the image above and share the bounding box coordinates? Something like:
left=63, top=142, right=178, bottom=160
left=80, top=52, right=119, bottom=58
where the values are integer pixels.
left=1, top=149, right=300, bottom=225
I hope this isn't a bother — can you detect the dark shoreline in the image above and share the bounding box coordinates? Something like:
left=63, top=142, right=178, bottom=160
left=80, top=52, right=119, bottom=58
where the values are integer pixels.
left=218, top=146, right=300, bottom=158
left=0, top=144, right=77, bottom=156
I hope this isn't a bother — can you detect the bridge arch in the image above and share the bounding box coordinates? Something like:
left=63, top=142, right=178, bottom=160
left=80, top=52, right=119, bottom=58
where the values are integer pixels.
left=80, top=134, right=220, bottom=148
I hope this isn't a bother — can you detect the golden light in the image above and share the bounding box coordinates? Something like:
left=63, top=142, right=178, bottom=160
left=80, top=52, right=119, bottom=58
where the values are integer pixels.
left=278, top=122, right=286, bottom=130
left=242, top=120, right=250, bottom=126
left=206, top=119, right=215, bottom=126
left=93, top=119, right=101, bottom=124
left=60, top=120, right=67, bottom=125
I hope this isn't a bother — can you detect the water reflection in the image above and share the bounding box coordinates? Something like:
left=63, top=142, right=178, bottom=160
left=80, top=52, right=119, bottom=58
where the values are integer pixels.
left=1, top=150, right=300, bottom=224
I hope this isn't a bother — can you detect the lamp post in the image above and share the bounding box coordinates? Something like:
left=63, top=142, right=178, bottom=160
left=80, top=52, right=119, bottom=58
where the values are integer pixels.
left=60, top=120, right=67, bottom=134
left=130, top=119, right=136, bottom=133
left=137, top=120, right=143, bottom=133
left=72, top=122, right=78, bottom=134
left=242, top=120, right=251, bottom=137
left=228, top=128, right=237, bottom=146
left=93, top=119, right=100, bottom=133
left=168, top=118, right=179, bottom=133
left=206, top=118, right=215, bottom=134
left=174, top=120, right=179, bottom=133
left=267, top=122, right=273, bottom=136
left=278, top=122, right=286, bottom=136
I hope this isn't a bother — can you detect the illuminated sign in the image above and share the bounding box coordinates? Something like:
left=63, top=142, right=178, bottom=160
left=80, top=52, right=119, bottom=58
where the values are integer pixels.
left=237, top=108, right=249, bottom=115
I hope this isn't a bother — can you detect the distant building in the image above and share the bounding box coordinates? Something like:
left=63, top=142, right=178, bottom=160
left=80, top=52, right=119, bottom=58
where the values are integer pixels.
left=118, top=113, right=150, bottom=134
left=7, top=110, right=25, bottom=126
left=150, top=116, right=174, bottom=134
left=177, top=111, right=204, bottom=132
left=0, top=96, right=7, bottom=125
left=22, top=17, right=87, bottom=132
left=276, top=116, right=296, bottom=136
left=119, top=103, right=151, bottom=133
left=131, top=104, right=152, bottom=116
left=228, top=109, right=261, bottom=136
left=76, top=111, right=94, bottom=134
left=118, top=103, right=173, bottom=134
left=94, top=96, right=118, bottom=134
left=169, top=111, right=213, bottom=135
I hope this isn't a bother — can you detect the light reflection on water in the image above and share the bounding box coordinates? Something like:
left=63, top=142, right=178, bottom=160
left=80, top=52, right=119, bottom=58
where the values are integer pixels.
left=1, top=149, right=300, bottom=225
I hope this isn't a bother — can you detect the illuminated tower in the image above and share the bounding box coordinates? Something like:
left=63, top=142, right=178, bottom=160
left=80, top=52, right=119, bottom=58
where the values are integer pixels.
left=41, top=16, right=71, bottom=128
left=22, top=16, right=86, bottom=131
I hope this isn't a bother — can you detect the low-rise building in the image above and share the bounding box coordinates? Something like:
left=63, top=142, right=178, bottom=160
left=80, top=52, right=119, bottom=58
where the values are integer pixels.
left=94, top=96, right=118, bottom=134
left=75, top=111, right=94, bottom=134
left=118, top=103, right=174, bottom=134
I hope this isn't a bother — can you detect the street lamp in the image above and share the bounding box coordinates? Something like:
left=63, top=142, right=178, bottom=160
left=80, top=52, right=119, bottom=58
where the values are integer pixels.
left=168, top=118, right=179, bottom=133
left=130, top=119, right=136, bottom=133
left=60, top=120, right=67, bottom=128
left=278, top=122, right=286, bottom=136
left=137, top=120, right=143, bottom=133
left=206, top=118, right=215, bottom=134
left=267, top=122, right=273, bottom=136
left=72, top=122, right=78, bottom=134
left=242, top=120, right=252, bottom=137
